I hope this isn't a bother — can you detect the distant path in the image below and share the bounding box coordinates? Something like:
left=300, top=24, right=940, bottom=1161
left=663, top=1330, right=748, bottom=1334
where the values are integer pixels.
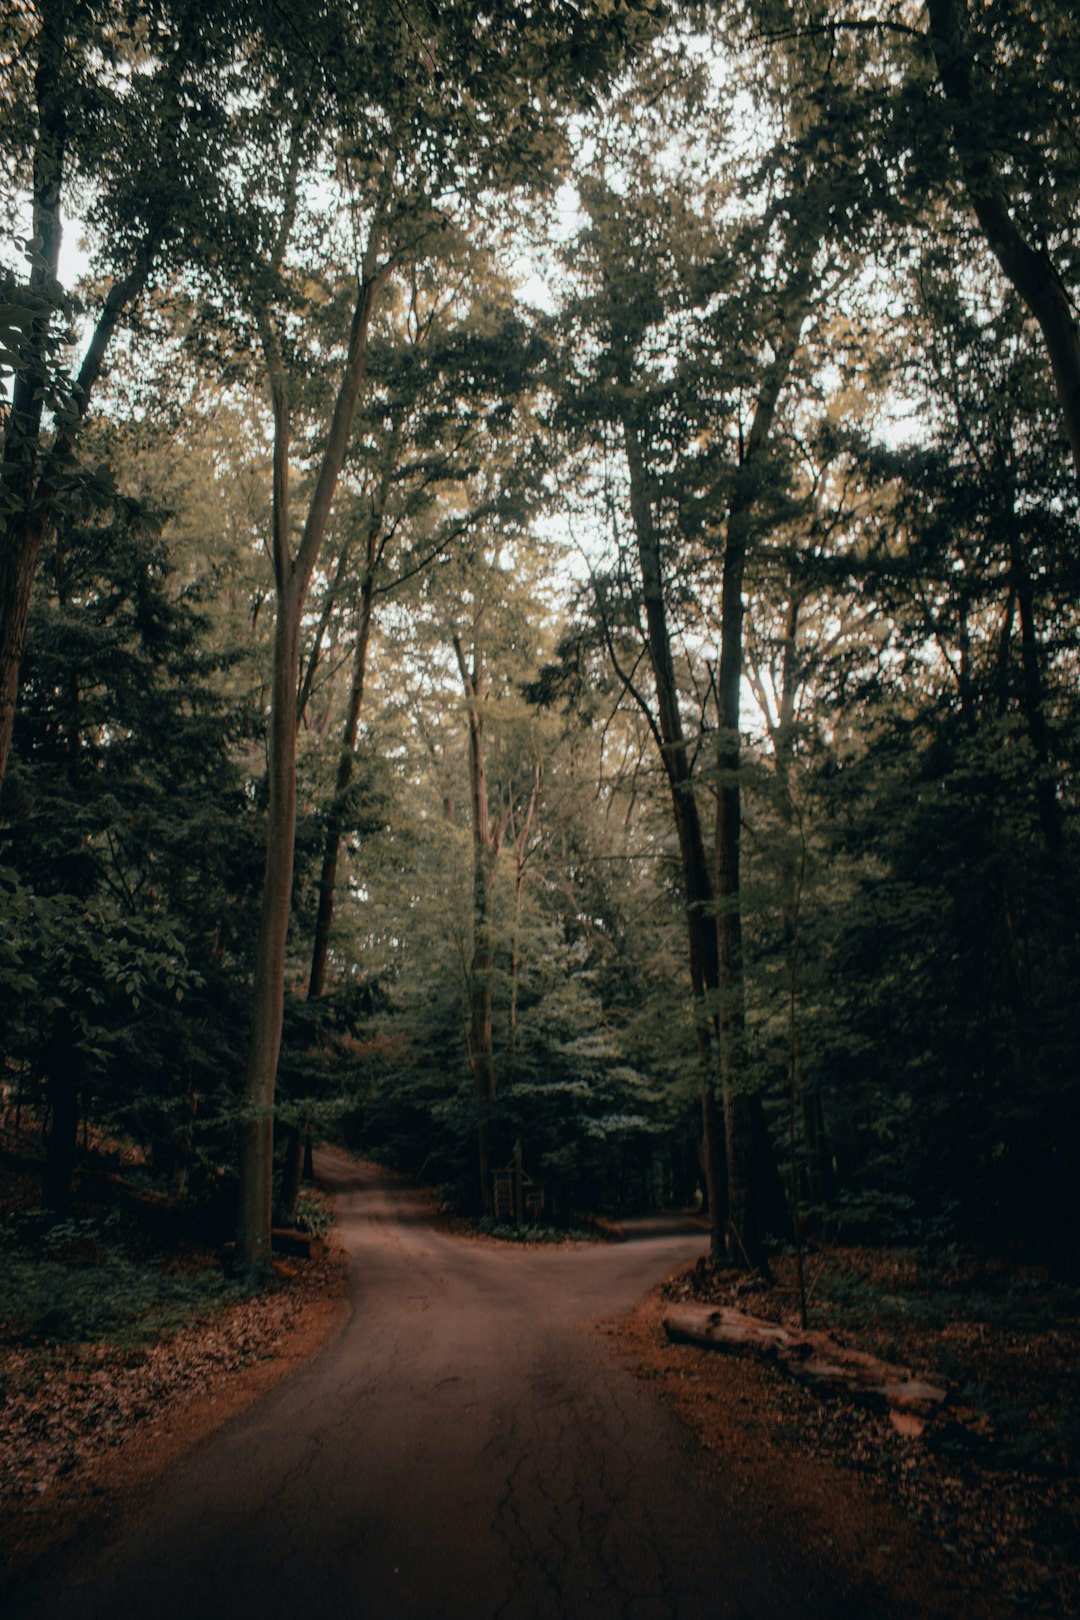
left=23, top=1158, right=894, bottom=1619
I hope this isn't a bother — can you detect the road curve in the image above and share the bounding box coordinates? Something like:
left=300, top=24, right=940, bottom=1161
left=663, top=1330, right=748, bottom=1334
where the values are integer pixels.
left=22, top=1158, right=893, bottom=1619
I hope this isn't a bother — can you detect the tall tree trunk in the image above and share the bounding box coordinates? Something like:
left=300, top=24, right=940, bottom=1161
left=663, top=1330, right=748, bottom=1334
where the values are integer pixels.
left=620, top=405, right=727, bottom=1258
left=0, top=0, right=68, bottom=788
left=508, top=764, right=540, bottom=1074
left=713, top=300, right=809, bottom=1268
left=776, top=592, right=828, bottom=1207
left=715, top=498, right=761, bottom=1265
left=238, top=562, right=302, bottom=1268
left=470, top=854, right=498, bottom=1212
left=289, top=473, right=392, bottom=1223
left=927, top=0, right=1080, bottom=491
left=755, top=587, right=835, bottom=1212
left=454, top=633, right=506, bottom=1215
left=307, top=568, right=377, bottom=1000
left=236, top=234, right=387, bottom=1271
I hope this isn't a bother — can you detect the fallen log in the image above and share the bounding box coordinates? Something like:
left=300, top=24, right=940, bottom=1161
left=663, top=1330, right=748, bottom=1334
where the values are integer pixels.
left=271, top=1227, right=326, bottom=1260
left=663, top=1303, right=947, bottom=1437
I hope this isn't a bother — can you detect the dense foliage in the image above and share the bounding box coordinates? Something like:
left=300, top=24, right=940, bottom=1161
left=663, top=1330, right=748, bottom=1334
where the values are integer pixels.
left=2, top=0, right=1077, bottom=1272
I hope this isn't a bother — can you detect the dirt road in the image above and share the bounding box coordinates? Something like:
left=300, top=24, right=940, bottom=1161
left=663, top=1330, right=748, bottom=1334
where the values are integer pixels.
left=20, top=1158, right=910, bottom=1619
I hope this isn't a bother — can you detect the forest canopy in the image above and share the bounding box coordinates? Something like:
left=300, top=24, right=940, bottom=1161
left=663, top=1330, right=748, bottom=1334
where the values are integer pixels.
left=2, top=0, right=1078, bottom=1275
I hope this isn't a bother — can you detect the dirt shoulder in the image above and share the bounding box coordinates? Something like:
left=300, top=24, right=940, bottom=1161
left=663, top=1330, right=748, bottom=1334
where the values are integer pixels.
left=0, top=1240, right=349, bottom=1593
left=608, top=1253, right=1077, bottom=1619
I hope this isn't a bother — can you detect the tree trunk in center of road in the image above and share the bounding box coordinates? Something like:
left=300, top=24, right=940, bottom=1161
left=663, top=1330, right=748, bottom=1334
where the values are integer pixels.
left=455, top=630, right=507, bottom=1215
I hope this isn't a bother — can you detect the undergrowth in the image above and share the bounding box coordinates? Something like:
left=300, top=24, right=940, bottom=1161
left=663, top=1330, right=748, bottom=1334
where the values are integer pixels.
left=473, top=1218, right=594, bottom=1243
left=293, top=1188, right=333, bottom=1239
left=0, top=1257, right=248, bottom=1347
left=0, top=1212, right=249, bottom=1348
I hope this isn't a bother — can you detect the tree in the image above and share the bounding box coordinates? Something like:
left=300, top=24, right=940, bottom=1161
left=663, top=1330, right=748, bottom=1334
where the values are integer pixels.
left=452, top=574, right=549, bottom=1210
left=0, top=437, right=253, bottom=1210
left=0, top=0, right=245, bottom=785
left=212, top=0, right=664, bottom=1270
left=733, top=0, right=1080, bottom=490
left=300, top=257, right=547, bottom=1005
left=549, top=43, right=844, bottom=1260
left=270, top=256, right=547, bottom=1222
left=333, top=600, right=699, bottom=1222
left=759, top=230, right=1080, bottom=1259
left=924, top=0, right=1080, bottom=488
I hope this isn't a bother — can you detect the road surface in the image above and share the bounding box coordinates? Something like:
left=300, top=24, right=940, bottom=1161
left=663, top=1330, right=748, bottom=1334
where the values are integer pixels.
left=21, top=1157, right=898, bottom=1619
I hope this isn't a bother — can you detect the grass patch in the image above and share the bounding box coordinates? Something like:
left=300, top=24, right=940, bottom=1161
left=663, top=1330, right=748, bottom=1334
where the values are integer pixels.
left=0, top=1253, right=248, bottom=1347
left=0, top=1211, right=249, bottom=1349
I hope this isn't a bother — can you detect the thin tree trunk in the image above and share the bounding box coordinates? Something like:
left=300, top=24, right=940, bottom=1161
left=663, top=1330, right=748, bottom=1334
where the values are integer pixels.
left=289, top=473, right=392, bottom=1224
left=715, top=496, right=760, bottom=1266
left=763, top=587, right=834, bottom=1212
left=0, top=0, right=67, bottom=788
left=788, top=948, right=809, bottom=1329
left=470, top=874, right=498, bottom=1212
left=508, top=763, right=540, bottom=1073
left=296, top=536, right=358, bottom=729
left=238, top=562, right=301, bottom=1269
left=454, top=632, right=506, bottom=1215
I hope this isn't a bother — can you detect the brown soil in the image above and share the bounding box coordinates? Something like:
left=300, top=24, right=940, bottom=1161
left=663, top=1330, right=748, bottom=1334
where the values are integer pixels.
left=607, top=1252, right=1079, bottom=1619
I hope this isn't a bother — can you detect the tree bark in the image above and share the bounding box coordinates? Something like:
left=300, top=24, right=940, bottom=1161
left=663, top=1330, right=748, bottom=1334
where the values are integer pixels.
left=508, top=763, right=540, bottom=1073
left=715, top=501, right=765, bottom=1266
left=307, top=564, right=377, bottom=1000
left=752, top=586, right=834, bottom=1213
left=713, top=302, right=808, bottom=1268
left=237, top=242, right=387, bottom=1272
left=454, top=632, right=506, bottom=1215
left=0, top=0, right=68, bottom=789
left=238, top=544, right=300, bottom=1270
left=620, top=404, right=727, bottom=1258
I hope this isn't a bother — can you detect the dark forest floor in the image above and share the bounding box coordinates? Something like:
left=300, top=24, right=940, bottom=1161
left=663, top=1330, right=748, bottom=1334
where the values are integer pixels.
left=0, top=1130, right=346, bottom=1587
left=619, top=1245, right=1079, bottom=1617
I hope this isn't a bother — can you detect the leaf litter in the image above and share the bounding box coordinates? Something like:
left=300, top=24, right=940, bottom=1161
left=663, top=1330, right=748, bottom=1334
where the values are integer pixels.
left=612, top=1245, right=1079, bottom=1618
left=0, top=1156, right=345, bottom=1587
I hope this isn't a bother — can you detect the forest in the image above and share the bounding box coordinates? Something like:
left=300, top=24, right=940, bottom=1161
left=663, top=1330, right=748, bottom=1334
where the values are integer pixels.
left=2, top=0, right=1079, bottom=1286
